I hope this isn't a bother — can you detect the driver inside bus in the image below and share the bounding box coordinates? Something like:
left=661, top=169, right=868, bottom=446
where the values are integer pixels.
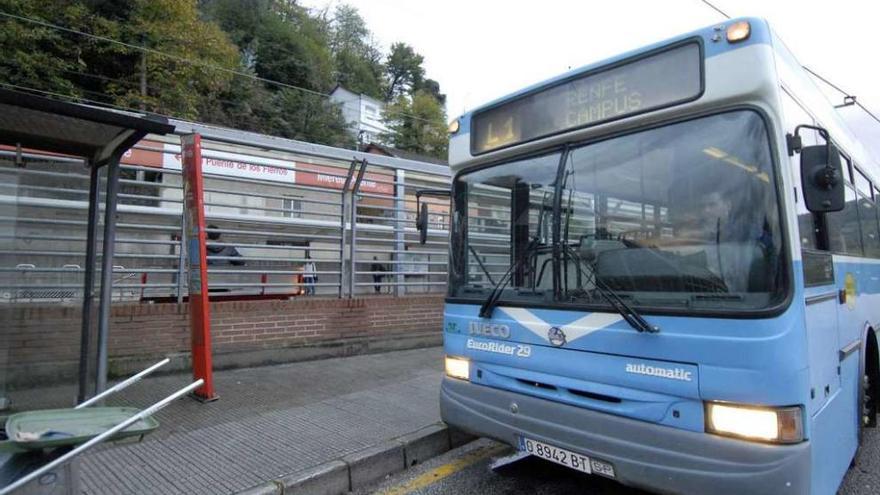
left=670, top=190, right=729, bottom=243
left=667, top=189, right=776, bottom=293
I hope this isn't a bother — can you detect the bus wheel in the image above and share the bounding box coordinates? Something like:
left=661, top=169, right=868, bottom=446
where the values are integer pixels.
left=865, top=339, right=878, bottom=429
left=855, top=336, right=879, bottom=468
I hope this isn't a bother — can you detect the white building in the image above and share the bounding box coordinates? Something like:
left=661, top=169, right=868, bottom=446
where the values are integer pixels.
left=329, top=85, right=389, bottom=146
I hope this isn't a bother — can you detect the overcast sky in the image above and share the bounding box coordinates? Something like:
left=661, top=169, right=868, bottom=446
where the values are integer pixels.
left=305, top=0, right=879, bottom=155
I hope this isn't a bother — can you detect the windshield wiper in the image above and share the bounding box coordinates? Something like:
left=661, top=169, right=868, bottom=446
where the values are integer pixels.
left=564, top=245, right=660, bottom=333
left=469, top=245, right=496, bottom=286
left=479, top=237, right=542, bottom=318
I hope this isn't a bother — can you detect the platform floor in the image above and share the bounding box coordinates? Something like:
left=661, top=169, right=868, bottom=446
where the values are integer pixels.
left=6, top=347, right=443, bottom=494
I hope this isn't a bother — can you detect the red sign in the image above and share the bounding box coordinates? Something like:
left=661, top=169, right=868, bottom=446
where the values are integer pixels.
left=181, top=133, right=217, bottom=401
left=121, top=139, right=164, bottom=168
left=296, top=163, right=394, bottom=195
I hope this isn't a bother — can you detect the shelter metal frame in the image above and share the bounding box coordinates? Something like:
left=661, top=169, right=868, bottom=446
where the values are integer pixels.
left=0, top=88, right=174, bottom=402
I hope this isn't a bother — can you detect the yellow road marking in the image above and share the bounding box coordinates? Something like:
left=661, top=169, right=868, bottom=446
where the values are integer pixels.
left=375, top=444, right=510, bottom=495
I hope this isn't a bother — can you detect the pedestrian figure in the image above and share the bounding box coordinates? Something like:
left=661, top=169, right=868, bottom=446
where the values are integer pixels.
left=303, top=251, right=317, bottom=295
left=206, top=225, right=244, bottom=266
left=371, top=256, right=387, bottom=294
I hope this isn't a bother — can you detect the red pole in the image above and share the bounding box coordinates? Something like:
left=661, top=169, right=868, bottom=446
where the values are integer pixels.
left=140, top=272, right=147, bottom=300
left=181, top=133, right=217, bottom=401
left=260, top=273, right=267, bottom=296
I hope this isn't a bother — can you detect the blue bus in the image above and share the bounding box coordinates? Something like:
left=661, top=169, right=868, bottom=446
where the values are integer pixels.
left=430, top=18, right=879, bottom=495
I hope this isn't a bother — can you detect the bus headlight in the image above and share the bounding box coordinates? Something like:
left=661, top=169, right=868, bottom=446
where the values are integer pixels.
left=448, top=118, right=461, bottom=134
left=445, top=356, right=470, bottom=380
left=706, top=402, right=803, bottom=443
left=726, top=21, right=750, bottom=43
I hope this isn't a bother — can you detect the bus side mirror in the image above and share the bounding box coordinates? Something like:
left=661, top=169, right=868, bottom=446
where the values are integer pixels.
left=414, top=188, right=450, bottom=245
left=418, top=203, right=429, bottom=245
left=800, top=142, right=845, bottom=213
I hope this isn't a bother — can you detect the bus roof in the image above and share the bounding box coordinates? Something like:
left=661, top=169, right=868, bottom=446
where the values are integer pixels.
left=449, top=16, right=877, bottom=184
left=452, top=17, right=771, bottom=135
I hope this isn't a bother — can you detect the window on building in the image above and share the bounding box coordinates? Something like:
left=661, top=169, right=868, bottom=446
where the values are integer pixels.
left=283, top=196, right=302, bottom=218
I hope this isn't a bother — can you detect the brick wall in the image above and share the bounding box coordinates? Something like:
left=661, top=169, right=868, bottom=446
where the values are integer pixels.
left=2, top=295, right=444, bottom=388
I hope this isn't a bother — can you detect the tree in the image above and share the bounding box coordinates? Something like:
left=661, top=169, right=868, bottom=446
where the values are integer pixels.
left=0, top=0, right=239, bottom=119
left=273, top=89, right=355, bottom=147
left=200, top=0, right=352, bottom=144
left=380, top=41, right=448, bottom=158
left=416, top=78, right=446, bottom=106
left=0, top=0, right=443, bottom=151
left=0, top=0, right=90, bottom=98
left=329, top=4, right=368, bottom=53
left=384, top=42, right=424, bottom=100
left=201, top=0, right=270, bottom=54
left=116, top=0, right=239, bottom=118
left=254, top=6, right=334, bottom=91
left=197, top=64, right=277, bottom=134
left=382, top=90, right=448, bottom=159
left=328, top=4, right=383, bottom=99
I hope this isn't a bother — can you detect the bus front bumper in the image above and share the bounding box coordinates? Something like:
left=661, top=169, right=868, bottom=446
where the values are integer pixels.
left=440, top=378, right=811, bottom=495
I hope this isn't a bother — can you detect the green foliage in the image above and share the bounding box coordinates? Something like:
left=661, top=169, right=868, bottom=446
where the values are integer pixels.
left=328, top=4, right=383, bottom=99
left=0, top=0, right=238, bottom=119
left=385, top=42, right=424, bottom=100
left=380, top=42, right=447, bottom=159
left=196, top=63, right=275, bottom=132
left=201, top=0, right=270, bottom=52
left=201, top=0, right=352, bottom=144
left=0, top=0, right=447, bottom=155
left=123, top=0, right=239, bottom=118
left=416, top=78, right=446, bottom=106
left=0, top=0, right=89, bottom=97
left=254, top=9, right=333, bottom=90
left=273, top=89, right=355, bottom=147
left=382, top=90, right=448, bottom=159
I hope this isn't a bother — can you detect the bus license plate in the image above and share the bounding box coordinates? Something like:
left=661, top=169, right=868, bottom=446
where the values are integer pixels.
left=519, top=437, right=615, bottom=478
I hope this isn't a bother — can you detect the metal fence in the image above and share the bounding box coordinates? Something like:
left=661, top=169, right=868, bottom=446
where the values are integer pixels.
left=0, top=122, right=452, bottom=303
left=350, top=160, right=450, bottom=296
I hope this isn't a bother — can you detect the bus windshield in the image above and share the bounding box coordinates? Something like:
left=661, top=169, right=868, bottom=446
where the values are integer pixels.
left=451, top=110, right=786, bottom=313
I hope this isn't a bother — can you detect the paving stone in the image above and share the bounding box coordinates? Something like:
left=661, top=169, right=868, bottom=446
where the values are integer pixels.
left=10, top=347, right=444, bottom=495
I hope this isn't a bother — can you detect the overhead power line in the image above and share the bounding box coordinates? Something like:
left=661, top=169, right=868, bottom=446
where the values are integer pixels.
left=700, top=0, right=730, bottom=19
left=802, top=66, right=851, bottom=97
left=803, top=66, right=880, bottom=126
left=853, top=103, right=880, bottom=127
left=0, top=11, right=443, bottom=126
left=696, top=0, right=880, bottom=127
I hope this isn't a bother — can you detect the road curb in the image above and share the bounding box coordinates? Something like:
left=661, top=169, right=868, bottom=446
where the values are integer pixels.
left=279, top=460, right=349, bottom=495
left=235, top=480, right=282, bottom=495
left=236, top=422, right=476, bottom=494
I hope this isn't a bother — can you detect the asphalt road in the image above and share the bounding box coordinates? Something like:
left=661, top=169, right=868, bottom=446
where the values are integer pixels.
left=359, top=428, right=880, bottom=495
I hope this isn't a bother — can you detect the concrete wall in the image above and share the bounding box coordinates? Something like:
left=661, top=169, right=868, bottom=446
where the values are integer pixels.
left=3, top=295, right=444, bottom=388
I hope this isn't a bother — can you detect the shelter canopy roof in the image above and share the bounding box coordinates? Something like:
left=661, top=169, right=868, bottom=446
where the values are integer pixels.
left=0, top=88, right=173, bottom=161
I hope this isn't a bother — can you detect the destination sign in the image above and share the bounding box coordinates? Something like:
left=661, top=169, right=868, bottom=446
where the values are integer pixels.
left=471, top=43, right=702, bottom=154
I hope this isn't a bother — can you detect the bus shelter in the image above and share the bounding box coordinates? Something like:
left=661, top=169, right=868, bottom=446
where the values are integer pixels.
left=0, top=89, right=174, bottom=403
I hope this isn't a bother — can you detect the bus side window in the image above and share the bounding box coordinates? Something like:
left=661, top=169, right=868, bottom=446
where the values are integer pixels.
left=780, top=89, right=820, bottom=250
left=825, top=155, right=864, bottom=256
left=874, top=185, right=880, bottom=257
left=857, top=169, right=880, bottom=258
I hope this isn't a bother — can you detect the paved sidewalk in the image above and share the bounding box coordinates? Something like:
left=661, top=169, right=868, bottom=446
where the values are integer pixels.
left=7, top=347, right=445, bottom=494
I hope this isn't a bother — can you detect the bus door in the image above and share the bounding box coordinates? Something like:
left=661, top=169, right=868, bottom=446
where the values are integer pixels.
left=801, top=248, right=841, bottom=414
left=800, top=158, right=861, bottom=415
left=784, top=91, right=843, bottom=414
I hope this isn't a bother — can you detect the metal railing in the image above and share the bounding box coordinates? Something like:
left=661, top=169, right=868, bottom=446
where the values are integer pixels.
left=0, top=127, right=453, bottom=302
left=349, top=161, right=450, bottom=296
